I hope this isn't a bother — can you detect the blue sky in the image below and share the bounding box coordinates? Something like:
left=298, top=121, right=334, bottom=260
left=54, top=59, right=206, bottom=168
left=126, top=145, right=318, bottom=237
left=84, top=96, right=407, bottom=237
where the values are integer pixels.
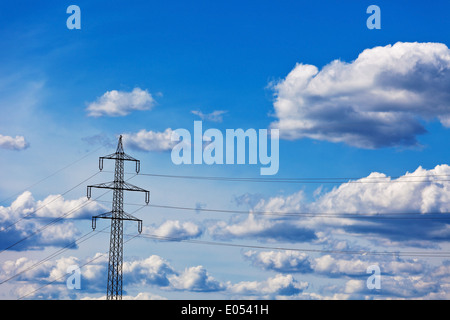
left=1, top=0, right=450, bottom=300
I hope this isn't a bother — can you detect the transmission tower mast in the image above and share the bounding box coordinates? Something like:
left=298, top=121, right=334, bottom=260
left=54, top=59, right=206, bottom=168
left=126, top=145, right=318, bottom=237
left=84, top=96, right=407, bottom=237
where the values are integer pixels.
left=87, top=135, right=149, bottom=300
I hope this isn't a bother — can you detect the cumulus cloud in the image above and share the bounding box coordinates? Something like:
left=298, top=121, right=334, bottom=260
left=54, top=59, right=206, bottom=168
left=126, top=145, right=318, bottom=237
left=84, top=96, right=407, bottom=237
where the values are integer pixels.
left=191, top=110, right=227, bottom=123
left=209, top=213, right=317, bottom=243
left=0, top=134, right=29, bottom=150
left=86, top=88, right=155, bottom=117
left=242, top=250, right=450, bottom=299
left=271, top=42, right=450, bottom=148
left=243, top=250, right=313, bottom=273
left=83, top=292, right=168, bottom=300
left=122, top=292, right=167, bottom=300
left=228, top=274, right=308, bottom=297
left=312, top=255, right=426, bottom=278
left=339, top=276, right=443, bottom=299
left=309, top=165, right=450, bottom=215
left=123, top=255, right=176, bottom=287
left=210, top=164, right=450, bottom=246
left=210, top=189, right=315, bottom=243
left=124, top=257, right=225, bottom=293
left=1, top=253, right=107, bottom=299
left=309, top=165, right=450, bottom=245
left=0, top=191, right=105, bottom=222
left=5, top=249, right=445, bottom=300
left=122, top=128, right=175, bottom=152
left=0, top=191, right=105, bottom=251
left=143, top=220, right=202, bottom=240
left=169, top=266, right=225, bottom=292
left=243, top=250, right=426, bottom=278
left=4, top=250, right=313, bottom=299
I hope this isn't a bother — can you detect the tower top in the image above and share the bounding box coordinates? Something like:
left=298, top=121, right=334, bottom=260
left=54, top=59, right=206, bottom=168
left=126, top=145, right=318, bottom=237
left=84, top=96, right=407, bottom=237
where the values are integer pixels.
left=116, top=135, right=124, bottom=154
left=98, top=135, right=140, bottom=172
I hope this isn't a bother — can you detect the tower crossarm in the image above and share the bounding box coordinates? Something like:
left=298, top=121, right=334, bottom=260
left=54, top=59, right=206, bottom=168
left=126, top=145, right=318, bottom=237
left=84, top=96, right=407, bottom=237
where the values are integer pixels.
left=92, top=211, right=143, bottom=233
left=87, top=181, right=150, bottom=204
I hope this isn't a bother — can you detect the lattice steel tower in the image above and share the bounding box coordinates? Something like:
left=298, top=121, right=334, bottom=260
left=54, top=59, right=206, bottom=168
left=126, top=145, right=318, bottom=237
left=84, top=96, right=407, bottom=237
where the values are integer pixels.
left=87, top=135, right=149, bottom=300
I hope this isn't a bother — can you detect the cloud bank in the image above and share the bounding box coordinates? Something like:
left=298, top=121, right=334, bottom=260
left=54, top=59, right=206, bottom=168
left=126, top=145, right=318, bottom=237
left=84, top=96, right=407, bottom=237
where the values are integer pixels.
left=0, top=191, right=105, bottom=251
left=2, top=253, right=308, bottom=299
left=271, top=42, right=450, bottom=148
left=209, top=164, right=450, bottom=246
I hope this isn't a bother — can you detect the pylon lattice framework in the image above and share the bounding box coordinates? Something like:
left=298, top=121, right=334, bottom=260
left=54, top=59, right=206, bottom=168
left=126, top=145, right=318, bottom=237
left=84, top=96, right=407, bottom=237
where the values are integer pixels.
left=87, top=135, right=149, bottom=300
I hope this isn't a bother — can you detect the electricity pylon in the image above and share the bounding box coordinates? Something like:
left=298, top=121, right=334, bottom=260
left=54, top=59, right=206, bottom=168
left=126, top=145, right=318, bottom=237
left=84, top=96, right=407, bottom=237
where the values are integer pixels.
left=87, top=135, right=149, bottom=300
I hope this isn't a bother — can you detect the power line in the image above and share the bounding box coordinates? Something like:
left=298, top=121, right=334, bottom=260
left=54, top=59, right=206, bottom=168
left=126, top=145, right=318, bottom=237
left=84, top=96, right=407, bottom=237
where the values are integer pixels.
left=16, top=229, right=448, bottom=299
left=17, top=248, right=107, bottom=300
left=17, top=232, right=140, bottom=300
left=115, top=171, right=450, bottom=184
left=0, top=227, right=105, bottom=286
left=95, top=200, right=450, bottom=220
left=1, top=204, right=146, bottom=290
left=0, top=174, right=137, bottom=255
left=0, top=189, right=109, bottom=255
left=0, top=145, right=105, bottom=206
left=132, top=232, right=450, bottom=258
left=1, top=171, right=101, bottom=232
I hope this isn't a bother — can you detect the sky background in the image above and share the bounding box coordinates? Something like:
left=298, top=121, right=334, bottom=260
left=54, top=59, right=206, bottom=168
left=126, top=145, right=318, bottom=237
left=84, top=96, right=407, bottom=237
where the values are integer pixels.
left=1, top=0, right=450, bottom=300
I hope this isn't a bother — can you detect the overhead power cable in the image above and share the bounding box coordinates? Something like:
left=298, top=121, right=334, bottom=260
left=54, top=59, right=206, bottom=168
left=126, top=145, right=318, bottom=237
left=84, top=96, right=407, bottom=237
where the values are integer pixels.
left=1, top=203, right=146, bottom=289
left=0, top=174, right=137, bottom=255
left=95, top=200, right=450, bottom=220
left=132, top=232, right=450, bottom=258
left=0, top=227, right=106, bottom=286
left=17, top=232, right=140, bottom=300
left=0, top=189, right=110, bottom=255
left=0, top=145, right=104, bottom=206
left=113, top=171, right=450, bottom=184
left=1, top=170, right=101, bottom=232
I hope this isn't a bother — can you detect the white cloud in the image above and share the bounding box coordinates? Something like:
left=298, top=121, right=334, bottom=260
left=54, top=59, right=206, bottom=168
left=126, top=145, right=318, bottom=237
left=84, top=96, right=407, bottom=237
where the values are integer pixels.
left=191, top=110, right=227, bottom=123
left=122, top=128, right=175, bottom=152
left=209, top=212, right=317, bottom=243
left=271, top=42, right=450, bottom=148
left=38, top=222, right=80, bottom=247
left=243, top=250, right=426, bottom=278
left=243, top=250, right=312, bottom=273
left=210, top=164, right=450, bottom=245
left=123, top=255, right=176, bottom=287
left=0, top=134, right=29, bottom=150
left=4, top=249, right=447, bottom=300
left=0, top=191, right=105, bottom=251
left=143, top=220, right=202, bottom=240
left=0, top=191, right=105, bottom=222
left=343, top=279, right=366, bottom=294
left=312, top=255, right=426, bottom=278
left=228, top=274, right=308, bottom=297
left=122, top=292, right=167, bottom=300
left=86, top=88, right=155, bottom=117
left=308, top=165, right=450, bottom=244
left=339, top=275, right=442, bottom=299
left=82, top=292, right=168, bottom=300
left=1, top=253, right=105, bottom=299
left=34, top=193, right=106, bottom=219
left=309, top=165, right=450, bottom=215
left=240, top=252, right=448, bottom=299
left=168, top=266, right=225, bottom=292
